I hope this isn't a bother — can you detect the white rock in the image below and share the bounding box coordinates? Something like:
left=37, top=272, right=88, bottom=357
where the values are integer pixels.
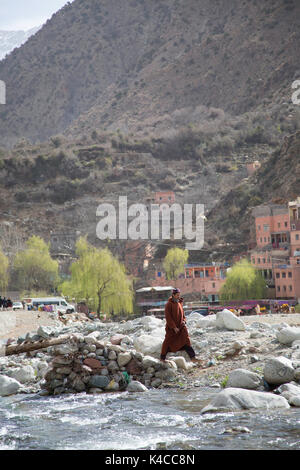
left=142, top=355, right=161, bottom=370
left=226, top=368, right=262, bottom=390
left=133, top=334, right=163, bottom=358
left=264, top=357, right=295, bottom=385
left=276, top=327, right=300, bottom=346
left=117, top=352, right=132, bottom=367
left=7, top=365, right=36, bottom=384
left=37, top=326, right=55, bottom=339
left=289, top=395, right=300, bottom=407
left=275, top=382, right=300, bottom=405
left=0, top=374, right=21, bottom=396
left=127, top=380, right=148, bottom=392
left=168, top=356, right=188, bottom=370
left=216, top=309, right=246, bottom=331
left=201, top=388, right=290, bottom=414
left=108, top=350, right=117, bottom=360
left=138, top=316, right=164, bottom=330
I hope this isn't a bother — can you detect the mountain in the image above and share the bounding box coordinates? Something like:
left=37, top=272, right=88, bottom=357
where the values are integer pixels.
left=0, top=27, right=40, bottom=61
left=0, top=0, right=299, bottom=147
left=205, top=130, right=300, bottom=258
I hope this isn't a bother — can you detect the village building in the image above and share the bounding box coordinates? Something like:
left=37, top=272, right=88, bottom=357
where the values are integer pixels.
left=250, top=197, right=300, bottom=302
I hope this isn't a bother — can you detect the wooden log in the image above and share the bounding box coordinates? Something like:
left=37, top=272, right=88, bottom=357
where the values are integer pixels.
left=4, top=335, right=71, bottom=356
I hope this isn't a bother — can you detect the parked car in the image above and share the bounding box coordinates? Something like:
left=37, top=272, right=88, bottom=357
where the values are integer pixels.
left=13, top=301, right=23, bottom=311
left=190, top=308, right=209, bottom=316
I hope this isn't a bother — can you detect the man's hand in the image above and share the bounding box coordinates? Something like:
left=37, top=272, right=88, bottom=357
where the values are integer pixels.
left=173, top=327, right=179, bottom=334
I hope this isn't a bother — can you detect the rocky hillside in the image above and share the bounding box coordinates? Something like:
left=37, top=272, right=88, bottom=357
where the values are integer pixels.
left=0, top=0, right=299, bottom=147
left=205, top=130, right=300, bottom=257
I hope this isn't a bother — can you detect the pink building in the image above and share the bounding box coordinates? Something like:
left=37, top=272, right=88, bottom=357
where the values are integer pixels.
left=146, top=191, right=175, bottom=204
left=152, top=262, right=228, bottom=302
left=251, top=199, right=300, bottom=301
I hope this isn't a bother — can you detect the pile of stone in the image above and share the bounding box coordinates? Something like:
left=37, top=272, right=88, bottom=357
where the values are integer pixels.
left=41, top=332, right=182, bottom=395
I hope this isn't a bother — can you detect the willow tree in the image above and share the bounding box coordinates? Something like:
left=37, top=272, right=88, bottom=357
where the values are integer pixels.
left=60, top=237, right=133, bottom=316
left=0, top=245, right=9, bottom=294
left=163, top=247, right=189, bottom=280
left=13, top=236, right=59, bottom=292
left=220, top=259, right=267, bottom=302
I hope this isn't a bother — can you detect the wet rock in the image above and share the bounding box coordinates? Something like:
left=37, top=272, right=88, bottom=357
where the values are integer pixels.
left=201, top=387, right=290, bottom=414
left=0, top=374, right=21, bottom=396
left=127, top=380, right=148, bottom=392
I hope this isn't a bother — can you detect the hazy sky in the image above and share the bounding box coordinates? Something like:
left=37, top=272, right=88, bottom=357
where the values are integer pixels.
left=0, top=0, right=74, bottom=31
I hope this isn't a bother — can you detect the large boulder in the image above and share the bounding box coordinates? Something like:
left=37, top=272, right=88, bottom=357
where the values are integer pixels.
left=226, top=368, right=262, bottom=390
left=133, top=333, right=164, bottom=358
left=7, top=365, right=36, bottom=384
left=216, top=309, right=246, bottom=331
left=201, top=387, right=290, bottom=414
left=276, top=327, right=300, bottom=346
left=264, top=357, right=295, bottom=385
left=0, top=374, right=21, bottom=396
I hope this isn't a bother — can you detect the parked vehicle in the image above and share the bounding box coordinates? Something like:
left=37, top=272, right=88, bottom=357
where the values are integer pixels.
left=26, top=297, right=75, bottom=314
left=12, top=301, right=23, bottom=311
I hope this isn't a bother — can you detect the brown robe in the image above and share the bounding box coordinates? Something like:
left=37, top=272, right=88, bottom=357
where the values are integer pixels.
left=161, top=296, right=192, bottom=356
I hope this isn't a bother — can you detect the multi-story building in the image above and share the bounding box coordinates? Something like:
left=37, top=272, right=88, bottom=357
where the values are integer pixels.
left=151, top=262, right=229, bottom=303
left=250, top=198, right=300, bottom=301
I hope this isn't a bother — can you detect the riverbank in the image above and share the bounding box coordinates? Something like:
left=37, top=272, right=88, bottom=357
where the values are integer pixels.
left=1, top=310, right=300, bottom=403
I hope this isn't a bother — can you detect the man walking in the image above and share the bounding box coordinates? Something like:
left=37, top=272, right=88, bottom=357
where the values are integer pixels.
left=160, top=288, right=202, bottom=364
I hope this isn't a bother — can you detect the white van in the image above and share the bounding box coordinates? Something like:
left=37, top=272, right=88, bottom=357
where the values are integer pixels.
left=26, top=297, right=75, bottom=314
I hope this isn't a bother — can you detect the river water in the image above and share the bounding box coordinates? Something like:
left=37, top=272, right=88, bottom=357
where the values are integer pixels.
left=1, top=387, right=300, bottom=450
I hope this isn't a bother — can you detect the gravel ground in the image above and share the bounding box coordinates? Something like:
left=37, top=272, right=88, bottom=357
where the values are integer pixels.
left=0, top=309, right=61, bottom=341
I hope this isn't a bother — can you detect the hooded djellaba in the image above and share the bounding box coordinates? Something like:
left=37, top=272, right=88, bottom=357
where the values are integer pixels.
left=160, top=288, right=203, bottom=365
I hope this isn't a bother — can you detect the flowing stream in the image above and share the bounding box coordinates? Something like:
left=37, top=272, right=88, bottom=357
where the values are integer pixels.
left=1, top=387, right=300, bottom=450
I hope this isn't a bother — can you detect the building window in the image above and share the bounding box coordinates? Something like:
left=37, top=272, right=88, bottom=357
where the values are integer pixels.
left=276, top=273, right=280, bottom=278
left=258, top=225, right=261, bottom=231
left=263, top=258, right=266, bottom=264
left=257, top=258, right=261, bottom=264
left=289, top=286, right=293, bottom=291
left=212, top=282, right=215, bottom=288
left=277, top=286, right=280, bottom=291
left=252, top=258, right=255, bottom=264
left=282, top=272, right=286, bottom=278
left=296, top=234, right=299, bottom=240
left=278, top=222, right=281, bottom=228
left=260, top=238, right=262, bottom=243
left=288, top=272, right=292, bottom=278
left=264, top=237, right=267, bottom=243
left=285, top=221, right=288, bottom=227
left=283, top=286, right=287, bottom=292
left=263, top=224, right=269, bottom=232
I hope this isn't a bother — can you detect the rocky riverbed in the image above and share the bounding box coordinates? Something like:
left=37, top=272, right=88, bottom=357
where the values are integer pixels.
left=1, top=310, right=300, bottom=414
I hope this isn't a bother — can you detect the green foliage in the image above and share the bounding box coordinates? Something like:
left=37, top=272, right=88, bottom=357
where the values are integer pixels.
left=163, top=247, right=189, bottom=280
left=13, top=236, right=59, bottom=292
left=220, top=259, right=267, bottom=301
left=0, top=246, right=9, bottom=294
left=59, top=237, right=133, bottom=316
